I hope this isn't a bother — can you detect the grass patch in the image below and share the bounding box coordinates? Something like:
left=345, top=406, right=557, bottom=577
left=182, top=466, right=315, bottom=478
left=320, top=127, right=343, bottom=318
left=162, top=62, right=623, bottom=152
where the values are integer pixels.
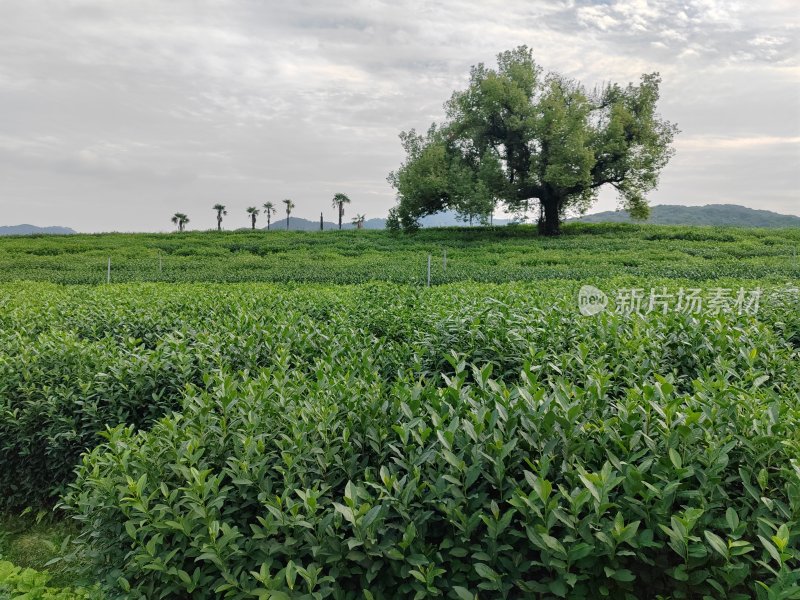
left=0, top=512, right=81, bottom=588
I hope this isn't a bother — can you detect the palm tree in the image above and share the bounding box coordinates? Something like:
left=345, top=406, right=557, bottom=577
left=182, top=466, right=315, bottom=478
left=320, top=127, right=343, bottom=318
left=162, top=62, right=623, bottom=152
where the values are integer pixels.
left=351, top=214, right=366, bottom=230
left=213, top=204, right=227, bottom=231
left=332, top=193, right=351, bottom=230
left=262, top=202, right=275, bottom=230
left=246, top=206, right=260, bottom=230
left=283, top=199, right=295, bottom=230
left=171, top=212, right=189, bottom=232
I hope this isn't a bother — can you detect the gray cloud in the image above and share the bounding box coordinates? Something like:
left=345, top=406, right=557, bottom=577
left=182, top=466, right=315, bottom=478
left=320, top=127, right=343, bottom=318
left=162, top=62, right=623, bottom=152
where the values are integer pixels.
left=0, top=0, right=797, bottom=232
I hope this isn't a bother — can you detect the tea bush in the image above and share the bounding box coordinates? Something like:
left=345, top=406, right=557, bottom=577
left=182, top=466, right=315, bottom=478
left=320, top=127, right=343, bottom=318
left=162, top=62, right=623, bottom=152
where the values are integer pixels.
left=1, top=240, right=798, bottom=599
left=0, top=284, right=395, bottom=508
left=63, top=358, right=799, bottom=598
left=2, top=282, right=798, bottom=510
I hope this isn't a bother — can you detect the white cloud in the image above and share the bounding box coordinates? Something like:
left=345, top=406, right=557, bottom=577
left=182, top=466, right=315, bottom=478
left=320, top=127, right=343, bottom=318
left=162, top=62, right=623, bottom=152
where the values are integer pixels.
left=0, top=0, right=798, bottom=232
left=677, top=135, right=800, bottom=150
left=577, top=6, right=621, bottom=31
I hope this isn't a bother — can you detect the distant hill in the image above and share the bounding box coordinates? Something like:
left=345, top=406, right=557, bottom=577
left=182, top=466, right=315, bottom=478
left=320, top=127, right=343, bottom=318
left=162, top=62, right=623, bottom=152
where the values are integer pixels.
left=256, top=216, right=384, bottom=231
left=415, top=212, right=512, bottom=227
left=361, top=212, right=512, bottom=230
left=6, top=204, right=796, bottom=234
left=255, top=211, right=516, bottom=231
left=354, top=205, right=800, bottom=230
left=253, top=216, right=373, bottom=231
left=571, top=204, right=800, bottom=227
left=259, top=205, right=800, bottom=231
left=339, top=205, right=800, bottom=230
left=254, top=213, right=512, bottom=231
left=0, top=224, right=76, bottom=236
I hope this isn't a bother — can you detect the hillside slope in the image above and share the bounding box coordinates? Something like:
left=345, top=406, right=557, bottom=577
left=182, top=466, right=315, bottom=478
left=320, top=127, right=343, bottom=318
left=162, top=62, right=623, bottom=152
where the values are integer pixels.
left=572, top=204, right=800, bottom=227
left=0, top=224, right=76, bottom=236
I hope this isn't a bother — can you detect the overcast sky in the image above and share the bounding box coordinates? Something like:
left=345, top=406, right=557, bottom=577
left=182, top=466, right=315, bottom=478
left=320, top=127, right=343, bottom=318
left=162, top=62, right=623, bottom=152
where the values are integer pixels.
left=0, top=0, right=798, bottom=232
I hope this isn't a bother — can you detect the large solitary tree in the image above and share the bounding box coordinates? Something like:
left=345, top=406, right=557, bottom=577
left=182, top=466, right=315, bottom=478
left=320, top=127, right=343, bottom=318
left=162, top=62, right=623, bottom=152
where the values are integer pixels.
left=388, top=47, right=678, bottom=235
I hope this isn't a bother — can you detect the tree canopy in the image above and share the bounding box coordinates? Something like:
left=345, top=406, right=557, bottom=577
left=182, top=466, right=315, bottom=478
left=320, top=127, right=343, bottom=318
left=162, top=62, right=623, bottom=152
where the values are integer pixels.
left=387, top=47, right=678, bottom=234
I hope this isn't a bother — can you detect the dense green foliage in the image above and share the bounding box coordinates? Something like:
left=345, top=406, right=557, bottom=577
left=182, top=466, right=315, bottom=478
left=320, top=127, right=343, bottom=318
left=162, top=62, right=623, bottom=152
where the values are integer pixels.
left=68, top=361, right=800, bottom=599
left=1, top=225, right=798, bottom=598
left=0, top=277, right=798, bottom=598
left=388, top=47, right=677, bottom=233
left=0, top=224, right=798, bottom=284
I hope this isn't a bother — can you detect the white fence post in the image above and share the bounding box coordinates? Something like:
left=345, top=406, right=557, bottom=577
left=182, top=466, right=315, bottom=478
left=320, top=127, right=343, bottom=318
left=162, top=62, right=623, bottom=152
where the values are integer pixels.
left=427, top=254, right=431, bottom=287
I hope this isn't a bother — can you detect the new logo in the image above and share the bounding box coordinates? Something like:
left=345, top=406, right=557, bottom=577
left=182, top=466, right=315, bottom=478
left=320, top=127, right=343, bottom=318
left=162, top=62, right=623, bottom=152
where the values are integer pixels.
left=578, top=285, right=608, bottom=316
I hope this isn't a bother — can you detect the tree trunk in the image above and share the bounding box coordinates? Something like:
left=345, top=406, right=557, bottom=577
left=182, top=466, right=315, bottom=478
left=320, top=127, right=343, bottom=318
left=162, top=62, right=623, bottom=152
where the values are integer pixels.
left=267, top=214, right=270, bottom=230
left=338, top=204, right=342, bottom=230
left=217, top=217, right=221, bottom=231
left=539, top=194, right=561, bottom=236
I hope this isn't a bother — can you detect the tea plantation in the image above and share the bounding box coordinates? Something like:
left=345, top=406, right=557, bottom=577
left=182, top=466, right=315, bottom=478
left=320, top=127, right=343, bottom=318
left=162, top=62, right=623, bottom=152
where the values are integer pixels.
left=0, top=223, right=798, bottom=284
left=0, top=224, right=798, bottom=599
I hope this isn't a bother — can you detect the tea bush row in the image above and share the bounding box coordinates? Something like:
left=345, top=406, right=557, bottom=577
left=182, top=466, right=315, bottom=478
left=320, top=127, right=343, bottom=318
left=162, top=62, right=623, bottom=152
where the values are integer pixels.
left=1, top=225, right=797, bottom=284
left=2, top=281, right=798, bottom=510
left=63, top=357, right=800, bottom=598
